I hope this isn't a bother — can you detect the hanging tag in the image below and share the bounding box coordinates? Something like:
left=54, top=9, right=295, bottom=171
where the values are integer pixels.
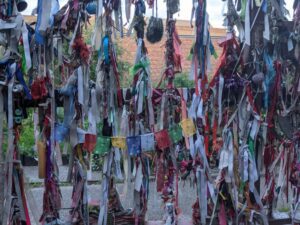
left=141, top=133, right=155, bottom=152
left=181, top=118, right=196, bottom=137
left=111, top=137, right=127, bottom=149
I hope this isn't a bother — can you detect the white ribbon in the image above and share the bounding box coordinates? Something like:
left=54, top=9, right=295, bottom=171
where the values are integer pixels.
left=203, top=13, right=209, bottom=46
left=77, top=67, right=84, bottom=105
left=135, top=38, right=143, bottom=64
left=245, top=0, right=251, bottom=46
left=38, top=0, right=52, bottom=33
left=137, top=79, right=144, bottom=115
left=125, top=0, right=131, bottom=23
left=263, top=14, right=270, bottom=41
left=134, top=162, right=143, bottom=191
left=98, top=152, right=113, bottom=225
left=21, top=21, right=31, bottom=72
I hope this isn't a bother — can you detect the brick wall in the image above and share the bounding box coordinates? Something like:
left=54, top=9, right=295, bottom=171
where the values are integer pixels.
left=24, top=16, right=226, bottom=83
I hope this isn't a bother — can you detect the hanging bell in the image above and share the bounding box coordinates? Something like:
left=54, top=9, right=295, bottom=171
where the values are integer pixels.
left=16, top=0, right=28, bottom=12
left=146, top=16, right=164, bottom=44
left=86, top=1, right=97, bottom=15
left=252, top=72, right=264, bottom=85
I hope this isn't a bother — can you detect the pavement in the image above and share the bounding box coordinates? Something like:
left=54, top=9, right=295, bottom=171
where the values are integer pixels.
left=24, top=166, right=197, bottom=225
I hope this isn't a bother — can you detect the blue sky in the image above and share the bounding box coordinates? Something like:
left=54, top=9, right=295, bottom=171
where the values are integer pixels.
left=24, top=0, right=294, bottom=28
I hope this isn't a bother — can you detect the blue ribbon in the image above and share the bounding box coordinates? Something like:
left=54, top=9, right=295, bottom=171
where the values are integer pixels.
left=55, top=123, right=69, bottom=143
left=16, top=67, right=32, bottom=100
left=262, top=0, right=267, bottom=13
left=60, top=84, right=76, bottom=128
left=101, top=36, right=110, bottom=65
left=263, top=52, right=276, bottom=109
left=35, top=0, right=44, bottom=44
left=50, top=0, right=59, bottom=27
left=35, top=0, right=59, bottom=45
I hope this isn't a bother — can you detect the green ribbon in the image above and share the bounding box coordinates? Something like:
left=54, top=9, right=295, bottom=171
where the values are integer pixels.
left=129, top=59, right=150, bottom=77
left=248, top=137, right=255, bottom=157
left=240, top=0, right=247, bottom=21
left=94, top=136, right=111, bottom=155
left=130, top=59, right=150, bottom=96
left=19, top=46, right=27, bottom=74
left=168, top=124, right=183, bottom=144
left=239, top=181, right=246, bottom=194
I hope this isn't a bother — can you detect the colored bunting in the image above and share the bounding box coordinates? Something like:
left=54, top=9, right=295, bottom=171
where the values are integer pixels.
left=111, top=137, right=127, bottom=149
left=169, top=124, right=183, bottom=144
left=155, top=129, right=172, bottom=150
left=94, top=136, right=111, bottom=155
left=181, top=118, right=196, bottom=137
left=141, top=133, right=155, bottom=152
left=126, top=136, right=142, bottom=156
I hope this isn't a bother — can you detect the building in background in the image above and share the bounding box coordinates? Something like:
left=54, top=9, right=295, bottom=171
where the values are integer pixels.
left=24, top=16, right=226, bottom=83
